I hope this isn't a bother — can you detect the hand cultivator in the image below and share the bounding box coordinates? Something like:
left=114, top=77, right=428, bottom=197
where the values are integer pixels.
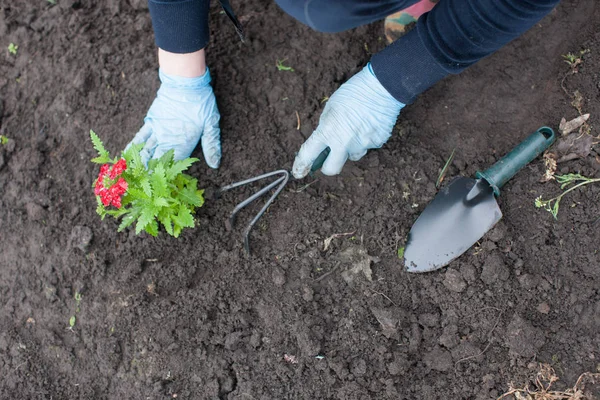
left=218, top=149, right=330, bottom=255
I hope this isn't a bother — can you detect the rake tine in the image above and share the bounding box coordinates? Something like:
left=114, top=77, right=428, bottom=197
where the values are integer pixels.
left=243, top=170, right=289, bottom=255
left=228, top=174, right=286, bottom=227
left=219, top=169, right=289, bottom=192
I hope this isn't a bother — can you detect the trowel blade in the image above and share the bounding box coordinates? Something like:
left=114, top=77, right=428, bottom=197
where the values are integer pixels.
left=404, top=177, right=502, bottom=273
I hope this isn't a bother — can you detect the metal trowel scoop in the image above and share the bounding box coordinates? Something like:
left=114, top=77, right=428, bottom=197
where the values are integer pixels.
left=404, top=126, right=555, bottom=273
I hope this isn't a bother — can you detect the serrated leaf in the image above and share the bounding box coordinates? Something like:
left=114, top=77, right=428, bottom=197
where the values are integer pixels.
left=127, top=187, right=149, bottom=201
left=145, top=220, right=159, bottom=237
left=172, top=205, right=195, bottom=229
left=147, top=157, right=159, bottom=171
left=90, top=130, right=111, bottom=162
left=106, top=207, right=130, bottom=218
left=140, top=177, right=152, bottom=197
left=91, top=155, right=112, bottom=164
left=153, top=197, right=169, bottom=208
left=173, top=224, right=182, bottom=238
left=96, top=196, right=106, bottom=217
left=158, top=213, right=174, bottom=236
left=166, top=158, right=198, bottom=180
left=158, top=149, right=175, bottom=166
left=150, top=164, right=168, bottom=197
left=122, top=142, right=143, bottom=164
left=118, top=211, right=139, bottom=232
left=135, top=207, right=156, bottom=234
left=178, top=186, right=204, bottom=207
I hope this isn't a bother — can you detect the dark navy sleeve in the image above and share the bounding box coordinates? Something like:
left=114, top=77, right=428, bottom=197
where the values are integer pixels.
left=371, top=0, right=561, bottom=104
left=148, top=0, right=211, bottom=53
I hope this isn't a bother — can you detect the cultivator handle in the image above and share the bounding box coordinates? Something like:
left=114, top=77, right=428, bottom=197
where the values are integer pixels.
left=476, top=126, right=555, bottom=196
left=310, top=147, right=331, bottom=173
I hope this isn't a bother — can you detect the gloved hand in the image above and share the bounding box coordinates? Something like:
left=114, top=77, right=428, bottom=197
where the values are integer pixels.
left=292, top=63, right=405, bottom=179
left=128, top=68, right=221, bottom=168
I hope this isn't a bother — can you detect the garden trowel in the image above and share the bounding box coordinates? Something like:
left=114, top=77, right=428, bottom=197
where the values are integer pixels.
left=404, top=126, right=555, bottom=273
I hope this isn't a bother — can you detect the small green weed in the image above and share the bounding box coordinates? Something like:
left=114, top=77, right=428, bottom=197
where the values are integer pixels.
left=535, top=173, right=600, bottom=219
left=8, top=43, right=18, bottom=55
left=0, top=135, right=8, bottom=145
left=397, top=247, right=405, bottom=259
left=436, top=149, right=455, bottom=188
left=276, top=59, right=294, bottom=72
left=562, top=49, right=588, bottom=67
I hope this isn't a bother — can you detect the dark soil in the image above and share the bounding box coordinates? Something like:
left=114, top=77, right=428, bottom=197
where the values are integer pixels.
left=1, top=0, right=599, bottom=399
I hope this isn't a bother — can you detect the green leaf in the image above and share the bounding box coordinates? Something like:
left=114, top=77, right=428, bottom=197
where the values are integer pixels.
left=166, top=158, right=198, bottom=180
left=69, top=315, right=76, bottom=328
left=122, top=143, right=144, bottom=169
left=144, top=220, right=159, bottom=237
left=172, top=205, right=195, bottom=229
left=157, top=149, right=175, bottom=166
left=96, top=196, right=106, bottom=217
left=140, top=177, right=152, bottom=197
left=153, top=197, right=169, bottom=208
left=135, top=207, right=156, bottom=234
left=397, top=247, right=405, bottom=259
left=106, top=207, right=130, bottom=218
left=178, top=186, right=204, bottom=207
left=173, top=224, right=182, bottom=238
left=90, top=130, right=112, bottom=164
left=118, top=211, right=139, bottom=232
left=158, top=213, right=174, bottom=236
left=150, top=164, right=168, bottom=197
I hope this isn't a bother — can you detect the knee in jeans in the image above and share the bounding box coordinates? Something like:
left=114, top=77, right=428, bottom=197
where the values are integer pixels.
left=275, top=0, right=349, bottom=33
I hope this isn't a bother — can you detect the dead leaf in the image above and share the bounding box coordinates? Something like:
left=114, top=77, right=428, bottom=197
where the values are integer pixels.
left=338, top=245, right=379, bottom=283
left=540, top=152, right=557, bottom=182
left=370, top=307, right=399, bottom=338
left=554, top=132, right=594, bottom=163
left=559, top=114, right=590, bottom=135
left=323, top=231, right=355, bottom=251
left=555, top=132, right=594, bottom=164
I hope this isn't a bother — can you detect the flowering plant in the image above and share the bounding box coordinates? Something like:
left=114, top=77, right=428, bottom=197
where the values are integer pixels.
left=90, top=130, right=204, bottom=237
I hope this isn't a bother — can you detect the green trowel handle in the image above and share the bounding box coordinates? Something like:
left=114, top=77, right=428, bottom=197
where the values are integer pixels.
left=476, top=126, right=555, bottom=196
left=310, top=147, right=331, bottom=172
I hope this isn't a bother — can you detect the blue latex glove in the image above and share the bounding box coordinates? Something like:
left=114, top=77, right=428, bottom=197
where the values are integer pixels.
left=128, top=68, right=221, bottom=168
left=292, top=63, right=405, bottom=179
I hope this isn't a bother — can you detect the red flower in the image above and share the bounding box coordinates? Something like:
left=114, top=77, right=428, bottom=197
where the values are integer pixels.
left=95, top=159, right=128, bottom=208
left=110, top=159, right=127, bottom=179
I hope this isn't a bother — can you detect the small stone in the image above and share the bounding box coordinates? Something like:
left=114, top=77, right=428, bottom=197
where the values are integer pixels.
left=443, top=269, right=467, bottom=293
left=537, top=302, right=550, bottom=314
left=423, top=346, right=452, bottom=372
left=272, top=267, right=286, bottom=287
